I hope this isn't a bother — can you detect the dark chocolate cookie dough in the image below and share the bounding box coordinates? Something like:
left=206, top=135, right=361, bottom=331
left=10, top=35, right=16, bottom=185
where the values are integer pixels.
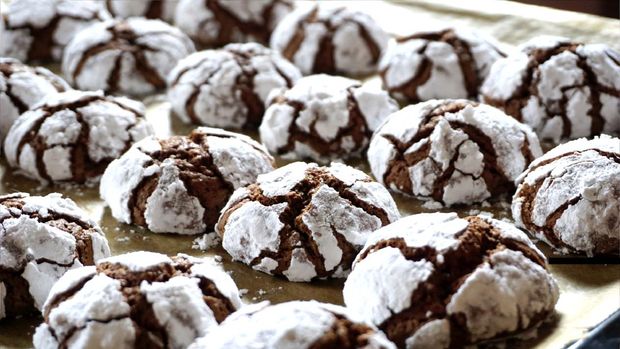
left=167, top=42, right=301, bottom=129
left=33, top=251, right=242, bottom=349
left=100, top=127, right=274, bottom=235
left=481, top=35, right=620, bottom=141
left=217, top=161, right=400, bottom=282
left=4, top=90, right=153, bottom=185
left=0, top=192, right=110, bottom=320
left=344, top=213, right=559, bottom=348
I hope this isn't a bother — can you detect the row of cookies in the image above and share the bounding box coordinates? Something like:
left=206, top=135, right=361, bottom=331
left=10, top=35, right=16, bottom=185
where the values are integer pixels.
left=0, top=190, right=560, bottom=349
left=2, top=0, right=618, bottom=144
left=0, top=193, right=394, bottom=348
left=2, top=70, right=616, bottom=257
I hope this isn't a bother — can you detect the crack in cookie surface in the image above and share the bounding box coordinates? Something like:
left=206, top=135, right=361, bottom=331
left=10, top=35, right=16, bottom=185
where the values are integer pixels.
left=7, top=91, right=150, bottom=184
left=37, top=253, right=240, bottom=349
left=512, top=136, right=620, bottom=255
left=482, top=36, right=620, bottom=140
left=218, top=162, right=399, bottom=282
left=0, top=193, right=110, bottom=320
left=381, top=28, right=504, bottom=103
left=372, top=99, right=540, bottom=206
left=345, top=214, right=557, bottom=348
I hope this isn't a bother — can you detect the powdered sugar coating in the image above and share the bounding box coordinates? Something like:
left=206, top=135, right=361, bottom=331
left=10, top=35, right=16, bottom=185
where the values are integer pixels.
left=260, top=74, right=399, bottom=163
left=0, top=0, right=110, bottom=62
left=0, top=193, right=110, bottom=320
left=217, top=161, right=400, bottom=282
left=100, top=127, right=274, bottom=235
left=0, top=58, right=70, bottom=149
left=4, top=90, right=153, bottom=185
left=512, top=135, right=620, bottom=256
left=481, top=35, right=620, bottom=141
left=368, top=99, right=542, bottom=206
left=34, top=251, right=242, bottom=349
left=343, top=213, right=558, bottom=348
left=270, top=6, right=389, bottom=76
left=62, top=17, right=195, bottom=96
left=175, top=0, right=292, bottom=48
left=189, top=301, right=396, bottom=349
left=167, top=42, right=301, bottom=129
left=380, top=28, right=504, bottom=103
left=106, top=0, right=179, bottom=22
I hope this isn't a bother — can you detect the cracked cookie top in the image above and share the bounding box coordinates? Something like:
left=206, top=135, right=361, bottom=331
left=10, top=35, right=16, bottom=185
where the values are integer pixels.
left=167, top=42, right=301, bottom=129
left=100, top=127, right=274, bottom=235
left=33, top=251, right=242, bottom=349
left=0, top=58, right=70, bottom=146
left=481, top=35, right=620, bottom=142
left=189, top=301, right=396, bottom=349
left=367, top=99, right=542, bottom=207
left=260, top=74, right=399, bottom=163
left=62, top=17, right=195, bottom=96
left=343, top=212, right=559, bottom=348
left=216, top=161, right=400, bottom=282
left=4, top=90, right=153, bottom=185
left=380, top=27, right=504, bottom=104
left=512, top=135, right=620, bottom=256
left=270, top=5, right=389, bottom=76
left=175, top=0, right=292, bottom=48
left=0, top=0, right=111, bottom=62
left=0, top=192, right=110, bottom=320
left=105, top=0, right=178, bottom=22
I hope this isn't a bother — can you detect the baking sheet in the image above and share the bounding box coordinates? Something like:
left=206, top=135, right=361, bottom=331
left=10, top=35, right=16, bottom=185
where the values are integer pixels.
left=1, top=1, right=619, bottom=348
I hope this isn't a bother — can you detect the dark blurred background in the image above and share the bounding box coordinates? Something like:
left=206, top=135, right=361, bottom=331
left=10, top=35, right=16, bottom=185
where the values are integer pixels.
left=513, top=0, right=619, bottom=19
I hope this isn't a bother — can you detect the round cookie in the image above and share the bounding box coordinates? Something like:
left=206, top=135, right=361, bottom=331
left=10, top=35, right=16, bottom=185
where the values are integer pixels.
left=512, top=135, right=620, bottom=256
left=189, top=301, right=396, bottom=349
left=0, top=0, right=111, bottom=62
left=481, top=35, right=620, bottom=141
left=105, top=0, right=178, bottom=22
left=380, top=28, right=504, bottom=104
left=0, top=58, right=70, bottom=145
left=175, top=0, right=293, bottom=48
left=367, top=99, right=542, bottom=207
left=33, top=251, right=242, bottom=349
left=0, top=192, right=111, bottom=320
left=167, top=42, right=301, bottom=129
left=4, top=90, right=153, bottom=185
left=216, top=161, right=401, bottom=282
left=260, top=74, right=399, bottom=163
left=271, top=6, right=389, bottom=76
left=343, top=212, right=560, bottom=348
left=62, top=17, right=195, bottom=96
left=100, top=127, right=274, bottom=235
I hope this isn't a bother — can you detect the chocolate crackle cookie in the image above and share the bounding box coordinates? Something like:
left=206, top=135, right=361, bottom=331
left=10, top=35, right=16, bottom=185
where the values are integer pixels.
left=367, top=99, right=542, bottom=207
left=380, top=28, right=504, bottom=104
left=106, top=0, right=179, bottom=22
left=0, top=58, right=70, bottom=146
left=4, top=90, right=153, bottom=185
left=33, top=251, right=242, bottom=349
left=175, top=0, right=292, bottom=48
left=167, top=42, right=301, bottom=129
left=0, top=0, right=110, bottom=62
left=270, top=6, right=389, bottom=76
left=62, top=17, right=195, bottom=96
left=260, top=74, right=399, bottom=163
left=217, top=161, right=400, bottom=282
left=343, top=212, right=560, bottom=348
left=481, top=35, right=620, bottom=141
left=512, top=135, right=620, bottom=256
left=100, top=127, right=274, bottom=235
left=189, top=301, right=396, bottom=349
left=0, top=192, right=110, bottom=320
